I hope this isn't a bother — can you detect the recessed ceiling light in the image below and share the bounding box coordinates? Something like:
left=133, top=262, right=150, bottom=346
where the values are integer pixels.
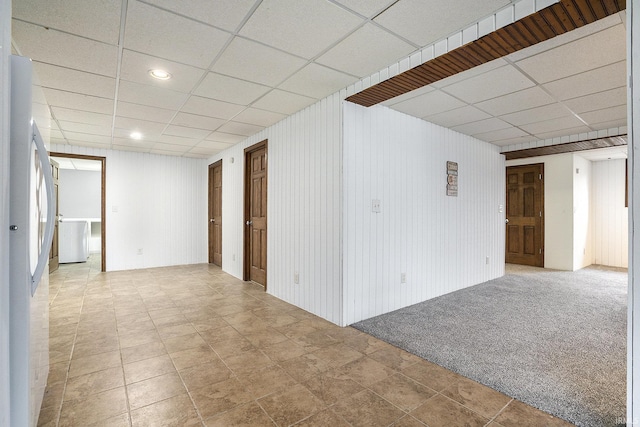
left=149, top=69, right=171, bottom=80
left=130, top=132, right=143, bottom=140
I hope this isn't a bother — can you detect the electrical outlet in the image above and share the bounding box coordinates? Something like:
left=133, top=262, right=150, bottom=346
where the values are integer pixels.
left=401, top=273, right=406, bottom=283
left=294, top=273, right=299, bottom=284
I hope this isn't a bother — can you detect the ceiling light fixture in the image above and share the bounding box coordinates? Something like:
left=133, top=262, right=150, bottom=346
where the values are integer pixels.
left=149, top=69, right=171, bottom=80
left=130, top=132, right=143, bottom=140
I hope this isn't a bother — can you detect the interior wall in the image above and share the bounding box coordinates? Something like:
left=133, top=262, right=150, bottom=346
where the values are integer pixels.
left=207, top=92, right=344, bottom=325
left=592, top=159, right=628, bottom=268
left=343, top=102, right=505, bottom=325
left=573, top=155, right=593, bottom=270
left=58, top=169, right=101, bottom=218
left=507, top=154, right=574, bottom=270
left=50, top=144, right=207, bottom=271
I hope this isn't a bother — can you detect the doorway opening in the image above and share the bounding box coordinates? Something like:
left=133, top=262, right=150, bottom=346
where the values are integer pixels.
left=49, top=153, right=106, bottom=272
left=243, top=140, right=268, bottom=288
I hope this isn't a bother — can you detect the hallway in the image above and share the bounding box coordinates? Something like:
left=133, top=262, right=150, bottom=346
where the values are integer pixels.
left=39, top=259, right=572, bottom=426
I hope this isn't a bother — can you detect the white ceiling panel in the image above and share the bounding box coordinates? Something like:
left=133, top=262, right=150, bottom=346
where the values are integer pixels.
left=239, top=0, right=363, bottom=59
left=124, top=1, right=230, bottom=68
left=171, top=113, right=226, bottom=131
left=441, top=65, right=536, bottom=104
left=217, top=122, right=265, bottom=137
left=50, top=107, right=113, bottom=127
left=12, top=20, right=118, bottom=77
left=519, top=116, right=588, bottom=135
left=331, top=0, right=398, bottom=17
left=194, top=73, right=271, bottom=105
left=150, top=143, right=190, bottom=153
left=382, top=85, right=435, bottom=107
left=120, top=50, right=206, bottom=92
left=252, top=90, right=317, bottom=115
left=431, top=59, right=508, bottom=89
left=391, top=90, right=465, bottom=118
left=43, top=88, right=114, bottom=114
left=112, top=138, right=154, bottom=149
left=474, top=87, right=555, bottom=117
left=57, top=121, right=112, bottom=136
left=32, top=62, right=115, bottom=98
left=117, top=80, right=189, bottom=110
left=64, top=140, right=111, bottom=150
left=424, top=106, right=491, bottom=128
left=212, top=37, right=307, bottom=87
left=142, top=0, right=256, bottom=32
left=373, top=0, right=509, bottom=46
left=278, top=63, right=357, bottom=99
left=195, top=140, right=235, bottom=151
left=543, top=61, right=626, bottom=101
left=181, top=96, right=246, bottom=120
left=154, top=135, right=200, bottom=147
left=61, top=132, right=112, bottom=145
left=562, top=87, right=627, bottom=114
left=473, top=127, right=530, bottom=143
left=451, top=117, right=512, bottom=136
left=113, top=117, right=167, bottom=139
left=578, top=105, right=627, bottom=126
left=163, top=125, right=211, bottom=140
left=188, top=146, right=222, bottom=156
left=316, top=23, right=416, bottom=77
left=12, top=0, right=121, bottom=44
left=116, top=101, right=177, bottom=123
left=500, top=103, right=571, bottom=127
left=233, top=108, right=287, bottom=128
left=516, top=24, right=626, bottom=84
left=206, top=132, right=247, bottom=144
left=533, top=125, right=593, bottom=141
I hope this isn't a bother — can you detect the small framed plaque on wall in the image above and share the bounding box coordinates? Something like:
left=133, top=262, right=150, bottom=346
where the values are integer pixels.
left=446, top=161, right=458, bottom=197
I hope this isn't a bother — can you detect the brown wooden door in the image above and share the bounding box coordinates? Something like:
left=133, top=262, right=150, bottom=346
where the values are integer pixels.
left=244, top=141, right=267, bottom=287
left=505, top=164, right=544, bottom=267
left=208, top=160, right=222, bottom=266
left=49, top=159, right=59, bottom=273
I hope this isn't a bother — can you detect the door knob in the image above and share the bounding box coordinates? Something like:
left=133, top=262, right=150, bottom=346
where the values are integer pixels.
left=505, top=218, right=509, bottom=224
left=210, top=219, right=215, bottom=223
left=246, top=220, right=252, bottom=226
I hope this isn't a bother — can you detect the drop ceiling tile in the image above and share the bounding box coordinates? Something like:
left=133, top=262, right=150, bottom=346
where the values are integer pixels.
left=500, top=103, right=571, bottom=127
left=217, top=121, right=264, bottom=137
left=473, top=127, right=529, bottom=143
left=424, top=105, right=491, bottom=128
left=116, top=102, right=176, bottom=123
left=188, top=146, right=223, bottom=156
left=196, top=140, right=235, bottom=150
left=194, top=73, right=271, bottom=105
left=381, top=85, right=436, bottom=107
left=441, top=65, right=535, bottom=104
left=62, top=132, right=112, bottom=145
left=50, top=107, right=113, bottom=127
left=239, top=0, right=363, bottom=59
left=181, top=96, right=246, bottom=120
left=13, top=0, right=122, bottom=44
left=32, top=62, right=115, bottom=98
left=113, top=138, right=154, bottom=149
left=431, top=59, right=508, bottom=89
left=163, top=125, right=211, bottom=139
left=151, top=142, right=192, bottom=152
left=114, top=117, right=166, bottom=139
left=516, top=25, right=626, bottom=84
left=519, top=116, right=587, bottom=135
left=212, top=38, right=307, bottom=87
left=65, top=140, right=112, bottom=150
left=390, top=90, right=465, bottom=118
left=474, top=87, right=555, bottom=116
left=12, top=20, right=118, bottom=77
left=373, top=0, right=509, bottom=46
left=124, top=1, right=230, bottom=68
left=42, top=89, right=114, bottom=114
left=233, top=108, right=286, bottom=128
left=142, top=0, right=256, bottom=32
left=252, top=90, right=317, bottom=115
left=332, top=0, right=398, bottom=17
left=120, top=50, right=206, bottom=93
left=279, top=63, right=357, bottom=99
left=171, top=113, right=226, bottom=131
left=533, top=125, right=593, bottom=141
left=154, top=135, right=200, bottom=146
left=492, top=135, right=538, bottom=147
left=543, top=61, right=626, bottom=101
left=451, top=117, right=511, bottom=136
left=586, top=119, right=627, bottom=132
left=50, top=130, right=66, bottom=140
left=563, top=87, right=627, bottom=114
left=578, top=105, right=627, bottom=126
left=57, top=121, right=112, bottom=136
left=118, top=80, right=189, bottom=110
left=316, top=23, right=416, bottom=78
left=206, top=132, right=247, bottom=144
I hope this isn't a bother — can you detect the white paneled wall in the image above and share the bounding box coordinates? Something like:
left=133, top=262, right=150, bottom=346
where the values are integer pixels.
left=50, top=144, right=207, bottom=271
left=343, top=102, right=505, bottom=325
left=573, top=155, right=592, bottom=270
left=208, top=92, right=344, bottom=325
left=592, top=159, right=628, bottom=267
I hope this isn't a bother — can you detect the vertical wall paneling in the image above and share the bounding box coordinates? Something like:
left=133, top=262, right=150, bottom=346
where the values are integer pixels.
left=208, top=93, right=344, bottom=325
left=49, top=144, right=207, bottom=271
left=573, top=155, right=592, bottom=270
left=592, top=159, right=628, bottom=268
left=343, top=102, right=505, bottom=325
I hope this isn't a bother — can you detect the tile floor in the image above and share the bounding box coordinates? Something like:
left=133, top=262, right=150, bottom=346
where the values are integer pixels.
left=38, top=257, right=574, bottom=426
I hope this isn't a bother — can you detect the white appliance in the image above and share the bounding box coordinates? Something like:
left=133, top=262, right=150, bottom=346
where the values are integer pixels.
left=9, top=56, right=55, bottom=426
left=59, top=220, right=89, bottom=263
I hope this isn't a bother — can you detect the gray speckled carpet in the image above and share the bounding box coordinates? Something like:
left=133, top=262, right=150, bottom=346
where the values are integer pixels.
left=352, top=264, right=627, bottom=427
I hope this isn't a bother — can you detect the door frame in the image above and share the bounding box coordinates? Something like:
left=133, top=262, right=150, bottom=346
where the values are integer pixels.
left=208, top=159, right=222, bottom=266
left=49, top=152, right=106, bottom=272
left=243, top=139, right=268, bottom=288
